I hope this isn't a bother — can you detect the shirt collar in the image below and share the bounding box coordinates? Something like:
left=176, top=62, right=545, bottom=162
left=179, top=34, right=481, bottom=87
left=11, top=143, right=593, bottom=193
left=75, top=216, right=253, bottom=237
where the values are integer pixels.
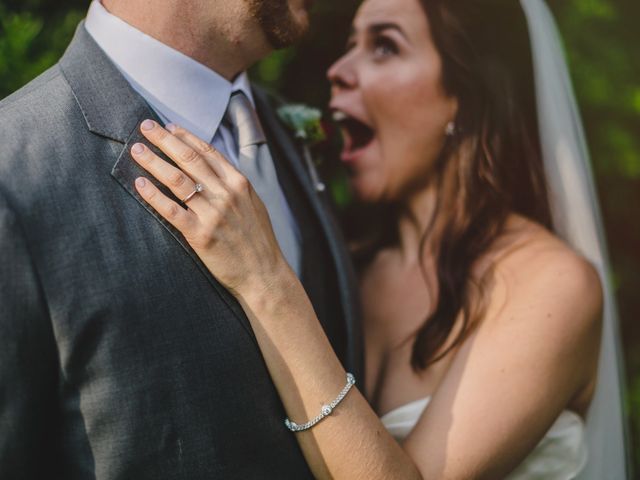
left=84, top=0, right=254, bottom=143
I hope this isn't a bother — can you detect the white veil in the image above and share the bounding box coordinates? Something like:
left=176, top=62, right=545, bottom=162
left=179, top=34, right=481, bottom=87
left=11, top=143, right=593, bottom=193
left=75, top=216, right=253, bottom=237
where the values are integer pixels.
left=520, top=0, right=630, bottom=478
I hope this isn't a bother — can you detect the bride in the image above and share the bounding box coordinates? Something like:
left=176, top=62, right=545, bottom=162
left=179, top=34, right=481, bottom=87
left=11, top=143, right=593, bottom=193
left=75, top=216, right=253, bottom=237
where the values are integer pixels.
left=128, top=0, right=628, bottom=477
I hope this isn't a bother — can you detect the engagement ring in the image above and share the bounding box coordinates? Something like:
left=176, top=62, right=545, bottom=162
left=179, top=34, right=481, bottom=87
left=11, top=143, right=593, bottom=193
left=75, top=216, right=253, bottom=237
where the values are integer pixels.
left=182, top=183, right=203, bottom=204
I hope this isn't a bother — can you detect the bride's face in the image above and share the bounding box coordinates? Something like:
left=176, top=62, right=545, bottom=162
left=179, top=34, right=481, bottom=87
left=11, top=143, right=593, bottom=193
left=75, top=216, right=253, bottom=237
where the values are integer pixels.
left=328, top=0, right=457, bottom=203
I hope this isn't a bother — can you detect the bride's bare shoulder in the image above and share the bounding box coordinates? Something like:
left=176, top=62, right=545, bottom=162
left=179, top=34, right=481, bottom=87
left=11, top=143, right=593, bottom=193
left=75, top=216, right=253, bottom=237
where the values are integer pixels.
left=482, top=213, right=603, bottom=334
left=474, top=214, right=604, bottom=408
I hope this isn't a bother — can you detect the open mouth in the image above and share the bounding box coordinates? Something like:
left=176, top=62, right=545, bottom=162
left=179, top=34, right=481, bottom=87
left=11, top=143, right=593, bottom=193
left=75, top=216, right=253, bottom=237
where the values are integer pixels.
left=333, top=110, right=376, bottom=159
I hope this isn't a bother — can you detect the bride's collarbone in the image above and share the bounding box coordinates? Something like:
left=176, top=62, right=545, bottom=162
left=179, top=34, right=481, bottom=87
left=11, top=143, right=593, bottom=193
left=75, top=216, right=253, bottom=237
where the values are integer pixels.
left=361, top=258, right=434, bottom=337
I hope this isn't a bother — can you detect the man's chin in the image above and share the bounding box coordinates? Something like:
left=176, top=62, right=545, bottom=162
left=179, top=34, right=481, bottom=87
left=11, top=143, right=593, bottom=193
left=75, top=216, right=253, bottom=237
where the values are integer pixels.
left=292, top=0, right=314, bottom=24
left=266, top=22, right=309, bottom=50
left=250, top=0, right=310, bottom=49
left=276, top=9, right=311, bottom=48
left=291, top=16, right=311, bottom=42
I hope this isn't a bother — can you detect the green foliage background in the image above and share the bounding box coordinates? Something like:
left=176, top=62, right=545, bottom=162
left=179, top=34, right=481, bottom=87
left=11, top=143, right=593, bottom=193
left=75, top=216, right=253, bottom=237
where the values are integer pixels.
left=1, top=0, right=638, bottom=470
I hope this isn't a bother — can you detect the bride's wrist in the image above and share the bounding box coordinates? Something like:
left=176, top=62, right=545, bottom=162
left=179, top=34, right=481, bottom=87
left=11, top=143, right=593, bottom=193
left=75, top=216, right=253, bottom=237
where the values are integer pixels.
left=236, top=260, right=300, bottom=314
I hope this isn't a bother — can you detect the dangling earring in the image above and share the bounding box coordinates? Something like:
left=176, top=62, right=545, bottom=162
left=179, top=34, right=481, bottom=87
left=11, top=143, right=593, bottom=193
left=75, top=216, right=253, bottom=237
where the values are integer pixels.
left=445, top=121, right=456, bottom=137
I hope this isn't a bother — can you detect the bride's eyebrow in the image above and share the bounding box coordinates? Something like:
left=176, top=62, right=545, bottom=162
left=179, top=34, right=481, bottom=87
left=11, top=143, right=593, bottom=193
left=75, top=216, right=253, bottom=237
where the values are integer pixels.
left=368, top=22, right=408, bottom=41
left=345, top=21, right=407, bottom=49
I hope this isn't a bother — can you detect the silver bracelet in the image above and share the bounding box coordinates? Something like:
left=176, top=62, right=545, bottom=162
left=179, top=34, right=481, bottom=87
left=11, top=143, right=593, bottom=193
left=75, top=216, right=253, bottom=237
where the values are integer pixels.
left=284, top=373, right=356, bottom=432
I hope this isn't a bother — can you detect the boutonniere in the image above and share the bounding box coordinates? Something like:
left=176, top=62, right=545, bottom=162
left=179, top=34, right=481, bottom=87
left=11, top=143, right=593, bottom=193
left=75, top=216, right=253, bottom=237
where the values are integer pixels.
left=278, top=104, right=328, bottom=192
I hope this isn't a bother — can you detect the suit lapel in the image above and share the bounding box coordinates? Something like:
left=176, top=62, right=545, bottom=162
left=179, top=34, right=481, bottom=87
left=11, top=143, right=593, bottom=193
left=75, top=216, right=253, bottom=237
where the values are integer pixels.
left=109, top=112, right=200, bottom=261
left=59, top=23, right=256, bottom=340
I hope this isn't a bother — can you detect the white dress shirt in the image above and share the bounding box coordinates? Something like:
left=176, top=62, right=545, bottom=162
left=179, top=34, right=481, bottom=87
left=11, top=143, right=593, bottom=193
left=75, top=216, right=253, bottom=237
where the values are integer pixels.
left=84, top=0, right=301, bottom=273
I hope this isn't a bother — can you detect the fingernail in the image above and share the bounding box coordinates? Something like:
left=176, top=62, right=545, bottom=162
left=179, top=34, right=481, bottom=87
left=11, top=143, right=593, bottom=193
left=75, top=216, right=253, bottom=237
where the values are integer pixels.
left=135, top=177, right=147, bottom=188
left=131, top=143, right=145, bottom=155
left=141, top=119, right=155, bottom=131
left=166, top=123, right=178, bottom=133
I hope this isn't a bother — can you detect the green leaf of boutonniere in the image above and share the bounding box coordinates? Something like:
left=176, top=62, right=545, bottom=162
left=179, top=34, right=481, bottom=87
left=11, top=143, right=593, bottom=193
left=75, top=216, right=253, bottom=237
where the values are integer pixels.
left=277, top=104, right=327, bottom=145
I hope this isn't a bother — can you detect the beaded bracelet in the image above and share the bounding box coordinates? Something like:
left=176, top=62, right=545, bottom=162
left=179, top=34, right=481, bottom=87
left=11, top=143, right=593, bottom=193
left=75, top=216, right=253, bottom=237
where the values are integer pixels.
left=284, top=373, right=356, bottom=432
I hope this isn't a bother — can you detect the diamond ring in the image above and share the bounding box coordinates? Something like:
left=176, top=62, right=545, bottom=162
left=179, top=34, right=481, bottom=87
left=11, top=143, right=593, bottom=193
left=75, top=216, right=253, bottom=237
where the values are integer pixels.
left=182, top=183, right=203, bottom=204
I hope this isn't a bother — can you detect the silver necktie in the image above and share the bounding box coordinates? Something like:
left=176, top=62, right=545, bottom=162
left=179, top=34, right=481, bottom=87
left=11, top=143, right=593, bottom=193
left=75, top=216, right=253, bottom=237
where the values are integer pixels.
left=225, top=91, right=301, bottom=273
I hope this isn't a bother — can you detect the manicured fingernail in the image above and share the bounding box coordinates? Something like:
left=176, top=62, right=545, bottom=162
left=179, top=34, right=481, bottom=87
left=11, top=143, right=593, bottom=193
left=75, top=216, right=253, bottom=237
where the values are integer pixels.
left=141, top=119, right=155, bottom=131
left=131, top=143, right=145, bottom=155
left=135, top=177, right=147, bottom=188
left=166, top=123, right=178, bottom=133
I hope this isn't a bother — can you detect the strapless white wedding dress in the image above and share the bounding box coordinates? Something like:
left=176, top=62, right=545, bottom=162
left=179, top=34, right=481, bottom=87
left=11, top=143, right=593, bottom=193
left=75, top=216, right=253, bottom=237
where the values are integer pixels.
left=381, top=397, right=588, bottom=479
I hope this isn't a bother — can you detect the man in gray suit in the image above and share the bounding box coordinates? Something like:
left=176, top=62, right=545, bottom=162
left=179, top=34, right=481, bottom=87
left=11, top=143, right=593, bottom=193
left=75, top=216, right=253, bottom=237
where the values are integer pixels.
left=0, top=1, right=362, bottom=478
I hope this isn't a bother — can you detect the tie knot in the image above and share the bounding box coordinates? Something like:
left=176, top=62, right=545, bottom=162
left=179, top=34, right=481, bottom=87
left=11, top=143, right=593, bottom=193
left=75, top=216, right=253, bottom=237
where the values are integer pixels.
left=225, top=91, right=266, bottom=149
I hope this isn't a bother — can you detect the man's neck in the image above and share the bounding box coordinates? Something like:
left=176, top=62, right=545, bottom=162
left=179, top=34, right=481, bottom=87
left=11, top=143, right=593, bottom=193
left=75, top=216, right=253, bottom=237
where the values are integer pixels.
left=101, top=0, right=271, bottom=80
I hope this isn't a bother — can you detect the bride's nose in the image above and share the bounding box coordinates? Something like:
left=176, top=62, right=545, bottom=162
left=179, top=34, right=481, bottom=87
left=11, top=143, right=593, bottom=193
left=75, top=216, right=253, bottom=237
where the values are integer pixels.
left=327, top=54, right=357, bottom=92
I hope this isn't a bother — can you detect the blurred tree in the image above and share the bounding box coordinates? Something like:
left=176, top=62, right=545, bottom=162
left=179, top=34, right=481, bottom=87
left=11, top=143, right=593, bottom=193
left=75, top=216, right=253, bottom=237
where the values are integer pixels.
left=1, top=0, right=638, bottom=471
left=0, top=1, right=83, bottom=98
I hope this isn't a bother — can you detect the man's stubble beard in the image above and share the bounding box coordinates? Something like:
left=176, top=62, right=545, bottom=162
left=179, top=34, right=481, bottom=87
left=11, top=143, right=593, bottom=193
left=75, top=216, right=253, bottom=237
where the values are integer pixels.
left=247, top=0, right=309, bottom=49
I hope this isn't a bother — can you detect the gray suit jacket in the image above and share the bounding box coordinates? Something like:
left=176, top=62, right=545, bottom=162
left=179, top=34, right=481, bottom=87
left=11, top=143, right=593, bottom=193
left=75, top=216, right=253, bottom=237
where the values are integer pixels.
left=0, top=24, right=362, bottom=479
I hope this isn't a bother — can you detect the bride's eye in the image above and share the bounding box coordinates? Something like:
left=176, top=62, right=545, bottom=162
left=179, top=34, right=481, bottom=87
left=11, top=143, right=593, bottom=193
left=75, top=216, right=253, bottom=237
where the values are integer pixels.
left=372, top=36, right=399, bottom=59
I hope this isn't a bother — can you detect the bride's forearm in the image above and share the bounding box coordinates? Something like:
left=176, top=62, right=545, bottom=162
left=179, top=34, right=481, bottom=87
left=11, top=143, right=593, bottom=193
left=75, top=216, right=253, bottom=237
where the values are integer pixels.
left=236, top=269, right=422, bottom=480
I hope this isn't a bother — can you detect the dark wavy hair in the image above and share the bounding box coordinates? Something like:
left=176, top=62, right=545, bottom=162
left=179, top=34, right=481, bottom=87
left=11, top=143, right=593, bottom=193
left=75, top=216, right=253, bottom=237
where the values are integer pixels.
left=344, top=0, right=553, bottom=370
